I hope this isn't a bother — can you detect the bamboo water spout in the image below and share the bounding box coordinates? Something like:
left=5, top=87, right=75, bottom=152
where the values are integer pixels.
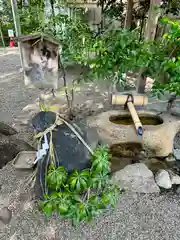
left=111, top=94, right=148, bottom=136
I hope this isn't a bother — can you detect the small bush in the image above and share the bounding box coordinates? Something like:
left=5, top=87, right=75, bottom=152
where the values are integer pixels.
left=40, top=145, right=123, bottom=226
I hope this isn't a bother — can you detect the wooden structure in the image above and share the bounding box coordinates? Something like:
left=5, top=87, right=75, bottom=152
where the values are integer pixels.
left=18, top=34, right=61, bottom=90
left=66, top=0, right=98, bottom=8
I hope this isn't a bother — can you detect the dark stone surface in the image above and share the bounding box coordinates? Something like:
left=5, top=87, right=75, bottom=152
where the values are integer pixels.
left=32, top=111, right=100, bottom=199
left=0, top=122, right=17, bottom=136
left=31, top=110, right=56, bottom=132
left=0, top=124, right=34, bottom=169
left=174, top=132, right=180, bottom=149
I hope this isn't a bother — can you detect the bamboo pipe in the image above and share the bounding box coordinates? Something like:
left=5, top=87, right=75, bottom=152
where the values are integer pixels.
left=111, top=94, right=148, bottom=136
left=126, top=101, right=143, bottom=136
left=111, top=94, right=148, bottom=106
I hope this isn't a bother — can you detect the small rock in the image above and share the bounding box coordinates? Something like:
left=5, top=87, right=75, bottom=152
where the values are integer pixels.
left=168, top=170, right=180, bottom=185
left=21, top=119, right=29, bottom=125
left=19, top=67, right=23, bottom=73
left=171, top=175, right=180, bottom=185
left=0, top=207, right=12, bottom=225
left=85, top=100, right=94, bottom=108
left=13, top=151, right=36, bottom=169
left=176, top=186, right=180, bottom=194
left=112, top=163, right=160, bottom=193
left=140, top=150, right=146, bottom=157
left=165, top=155, right=176, bottom=162
left=155, top=170, right=172, bottom=189
left=174, top=132, right=180, bottom=149
left=96, top=103, right=104, bottom=109
left=173, top=149, right=180, bottom=160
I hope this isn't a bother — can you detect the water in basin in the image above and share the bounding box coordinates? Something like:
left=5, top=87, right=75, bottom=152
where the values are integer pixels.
left=109, top=114, right=163, bottom=126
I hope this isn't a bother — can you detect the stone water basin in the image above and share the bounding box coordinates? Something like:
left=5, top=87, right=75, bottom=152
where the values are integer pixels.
left=87, top=110, right=180, bottom=158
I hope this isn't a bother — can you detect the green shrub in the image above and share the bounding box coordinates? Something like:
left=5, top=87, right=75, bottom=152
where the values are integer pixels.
left=40, top=145, right=122, bottom=226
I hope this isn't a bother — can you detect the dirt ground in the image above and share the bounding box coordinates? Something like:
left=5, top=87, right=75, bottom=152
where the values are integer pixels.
left=1, top=48, right=180, bottom=240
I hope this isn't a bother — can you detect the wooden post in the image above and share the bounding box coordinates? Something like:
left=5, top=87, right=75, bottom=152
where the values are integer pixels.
left=10, top=0, right=24, bottom=70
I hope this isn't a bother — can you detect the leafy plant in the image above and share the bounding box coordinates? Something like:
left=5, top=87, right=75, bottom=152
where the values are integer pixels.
left=97, top=0, right=125, bottom=21
left=54, top=14, right=180, bottom=97
left=46, top=165, right=67, bottom=191
left=40, top=143, right=122, bottom=226
left=141, top=17, right=180, bottom=97
left=86, top=28, right=145, bottom=87
left=39, top=103, right=59, bottom=113
left=69, top=169, right=90, bottom=193
left=54, top=13, right=93, bottom=66
left=91, top=145, right=110, bottom=174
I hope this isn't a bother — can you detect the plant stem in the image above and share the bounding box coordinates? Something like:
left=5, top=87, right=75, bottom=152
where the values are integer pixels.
left=83, top=188, right=91, bottom=201
left=168, top=45, right=178, bottom=59
left=58, top=56, right=73, bottom=118
left=87, top=188, right=90, bottom=200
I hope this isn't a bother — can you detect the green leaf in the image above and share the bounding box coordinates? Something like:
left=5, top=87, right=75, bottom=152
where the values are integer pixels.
left=58, top=203, right=69, bottom=215
left=88, top=195, right=101, bottom=208
left=46, top=166, right=67, bottom=190
left=161, top=17, right=170, bottom=25
left=74, top=203, right=88, bottom=222
left=76, top=180, right=81, bottom=192
left=42, top=202, right=53, bottom=217
left=72, top=194, right=82, bottom=203
left=91, top=145, right=110, bottom=174
left=79, top=178, right=88, bottom=189
left=80, top=169, right=90, bottom=177
left=101, top=193, right=111, bottom=206
left=90, top=172, right=109, bottom=189
left=69, top=169, right=89, bottom=192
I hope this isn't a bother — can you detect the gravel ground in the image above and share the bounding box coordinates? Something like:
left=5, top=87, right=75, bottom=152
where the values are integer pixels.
left=0, top=49, right=41, bottom=143
left=1, top=48, right=180, bottom=240
left=2, top=163, right=180, bottom=240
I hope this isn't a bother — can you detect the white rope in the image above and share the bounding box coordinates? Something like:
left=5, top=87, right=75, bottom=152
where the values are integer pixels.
left=34, top=133, right=49, bottom=165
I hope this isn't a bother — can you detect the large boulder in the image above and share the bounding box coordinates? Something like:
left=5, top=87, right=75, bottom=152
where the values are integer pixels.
left=31, top=111, right=100, bottom=199
left=0, top=122, right=35, bottom=169
left=112, top=163, right=160, bottom=193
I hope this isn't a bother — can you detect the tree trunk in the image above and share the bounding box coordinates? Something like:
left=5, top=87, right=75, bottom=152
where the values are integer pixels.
left=136, top=0, right=161, bottom=94
left=144, top=0, right=161, bottom=41
left=50, top=0, right=56, bottom=35
left=0, top=24, right=5, bottom=48
left=139, top=16, right=145, bottom=41
left=124, top=0, right=133, bottom=29
left=136, top=68, right=147, bottom=94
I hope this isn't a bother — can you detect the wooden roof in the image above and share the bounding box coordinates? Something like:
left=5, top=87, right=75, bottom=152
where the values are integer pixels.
left=16, top=33, right=61, bottom=46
